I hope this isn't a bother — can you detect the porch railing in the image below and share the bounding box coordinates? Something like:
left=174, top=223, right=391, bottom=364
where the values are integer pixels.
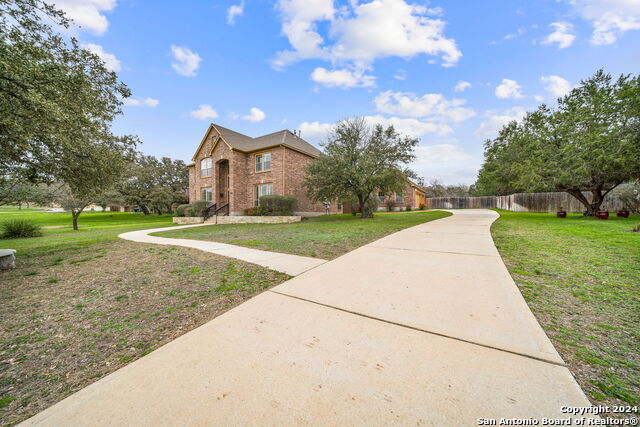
left=202, top=202, right=216, bottom=220
left=214, top=203, right=229, bottom=216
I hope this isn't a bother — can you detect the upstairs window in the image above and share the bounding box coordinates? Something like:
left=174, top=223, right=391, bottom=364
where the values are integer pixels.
left=255, top=152, right=271, bottom=172
left=201, top=158, right=212, bottom=177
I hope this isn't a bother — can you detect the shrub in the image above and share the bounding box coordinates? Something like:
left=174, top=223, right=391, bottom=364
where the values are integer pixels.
left=405, top=205, right=412, bottom=211
left=175, top=204, right=191, bottom=217
left=612, top=182, right=640, bottom=212
left=259, top=195, right=297, bottom=216
left=244, top=206, right=265, bottom=216
left=418, top=203, right=427, bottom=210
left=184, top=207, right=195, bottom=217
left=190, top=200, right=210, bottom=217
left=1, top=219, right=42, bottom=239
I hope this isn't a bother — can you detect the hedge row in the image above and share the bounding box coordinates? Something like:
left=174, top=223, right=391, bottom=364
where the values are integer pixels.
left=177, top=196, right=298, bottom=217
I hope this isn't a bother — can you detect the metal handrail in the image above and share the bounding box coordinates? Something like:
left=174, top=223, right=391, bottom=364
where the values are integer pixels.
left=203, top=202, right=217, bottom=220
left=214, top=203, right=229, bottom=216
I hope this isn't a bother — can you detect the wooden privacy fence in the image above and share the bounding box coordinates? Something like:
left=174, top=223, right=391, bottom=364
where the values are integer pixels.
left=427, top=191, right=624, bottom=213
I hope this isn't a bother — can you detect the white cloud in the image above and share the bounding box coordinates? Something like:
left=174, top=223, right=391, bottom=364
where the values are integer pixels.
left=495, top=79, right=524, bottom=99
left=541, top=75, right=573, bottom=98
left=453, top=80, right=471, bottom=92
left=411, top=144, right=480, bottom=185
left=272, top=0, right=335, bottom=69
left=299, top=113, right=453, bottom=144
left=171, top=45, right=202, bottom=77
left=311, top=67, right=376, bottom=88
left=55, top=0, right=117, bottom=35
left=393, top=69, right=407, bottom=80
left=542, top=22, right=576, bottom=49
left=227, top=1, right=245, bottom=26
left=81, top=43, right=120, bottom=71
left=123, top=97, right=159, bottom=107
left=242, top=107, right=266, bottom=122
left=374, top=90, right=476, bottom=123
left=534, top=95, right=545, bottom=102
left=363, top=115, right=452, bottom=137
left=566, top=0, right=640, bottom=45
left=474, top=107, right=527, bottom=137
left=503, top=27, right=526, bottom=40
left=413, top=144, right=471, bottom=164
left=273, top=0, right=461, bottom=81
left=190, top=104, right=218, bottom=120
left=329, top=0, right=461, bottom=67
left=299, top=121, right=333, bottom=142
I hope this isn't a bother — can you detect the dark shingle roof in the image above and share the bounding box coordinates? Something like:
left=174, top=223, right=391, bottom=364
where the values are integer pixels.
left=213, top=124, right=321, bottom=157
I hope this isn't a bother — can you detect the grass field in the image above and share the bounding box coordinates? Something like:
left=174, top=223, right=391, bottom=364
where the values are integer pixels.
left=0, top=211, right=174, bottom=257
left=0, top=205, right=48, bottom=212
left=0, top=211, right=289, bottom=425
left=153, top=211, right=452, bottom=259
left=491, top=211, right=639, bottom=410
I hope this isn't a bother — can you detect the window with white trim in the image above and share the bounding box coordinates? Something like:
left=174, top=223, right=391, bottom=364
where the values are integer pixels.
left=201, top=187, right=212, bottom=201
left=255, top=152, right=271, bottom=172
left=395, top=192, right=404, bottom=203
left=200, top=158, right=212, bottom=177
left=254, top=183, right=273, bottom=206
left=377, top=191, right=385, bottom=203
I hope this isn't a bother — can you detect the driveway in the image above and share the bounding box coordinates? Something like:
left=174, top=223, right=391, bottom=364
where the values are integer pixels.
left=22, top=209, right=594, bottom=426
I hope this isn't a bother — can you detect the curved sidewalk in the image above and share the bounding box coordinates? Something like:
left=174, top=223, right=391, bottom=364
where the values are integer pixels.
left=23, top=210, right=594, bottom=426
left=119, top=224, right=327, bottom=276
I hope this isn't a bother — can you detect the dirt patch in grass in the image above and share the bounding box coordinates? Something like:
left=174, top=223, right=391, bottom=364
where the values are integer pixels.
left=0, top=241, right=289, bottom=426
left=491, top=211, right=639, bottom=415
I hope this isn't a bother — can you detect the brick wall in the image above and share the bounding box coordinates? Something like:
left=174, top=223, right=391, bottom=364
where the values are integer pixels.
left=230, top=147, right=285, bottom=215
left=377, top=181, right=425, bottom=210
left=187, top=165, right=196, bottom=202
left=190, top=131, right=217, bottom=203
left=283, top=147, right=340, bottom=214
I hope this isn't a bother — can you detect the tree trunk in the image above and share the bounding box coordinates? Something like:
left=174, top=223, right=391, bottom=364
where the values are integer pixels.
left=565, top=188, right=606, bottom=216
left=140, top=205, right=150, bottom=215
left=72, top=211, right=80, bottom=230
left=358, top=194, right=373, bottom=219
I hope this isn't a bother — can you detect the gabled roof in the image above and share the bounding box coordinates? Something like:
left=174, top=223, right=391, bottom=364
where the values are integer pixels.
left=408, top=179, right=426, bottom=193
left=192, top=124, right=321, bottom=160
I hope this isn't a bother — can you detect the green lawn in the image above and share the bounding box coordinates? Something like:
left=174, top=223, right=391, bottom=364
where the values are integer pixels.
left=491, top=210, right=639, bottom=409
left=0, top=205, right=48, bottom=212
left=0, top=211, right=289, bottom=425
left=0, top=211, right=174, bottom=257
left=153, top=211, right=452, bottom=259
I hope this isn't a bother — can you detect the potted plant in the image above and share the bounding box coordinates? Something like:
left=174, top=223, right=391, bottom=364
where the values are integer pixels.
left=617, top=206, right=630, bottom=218
left=596, top=205, right=609, bottom=220
left=556, top=206, right=567, bottom=218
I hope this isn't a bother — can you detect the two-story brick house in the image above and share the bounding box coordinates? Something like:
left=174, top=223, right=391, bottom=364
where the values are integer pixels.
left=188, top=124, right=337, bottom=216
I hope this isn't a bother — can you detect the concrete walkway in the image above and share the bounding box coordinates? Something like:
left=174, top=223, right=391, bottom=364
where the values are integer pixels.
left=119, top=224, right=327, bottom=276
left=23, top=210, right=594, bottom=426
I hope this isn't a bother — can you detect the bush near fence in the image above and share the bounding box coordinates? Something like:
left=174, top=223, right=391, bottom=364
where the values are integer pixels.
left=427, top=191, right=625, bottom=213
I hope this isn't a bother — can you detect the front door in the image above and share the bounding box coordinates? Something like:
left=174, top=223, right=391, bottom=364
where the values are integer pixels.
left=217, top=160, right=229, bottom=207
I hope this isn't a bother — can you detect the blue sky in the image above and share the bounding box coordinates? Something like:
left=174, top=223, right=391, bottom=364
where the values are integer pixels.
left=56, top=0, right=640, bottom=184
